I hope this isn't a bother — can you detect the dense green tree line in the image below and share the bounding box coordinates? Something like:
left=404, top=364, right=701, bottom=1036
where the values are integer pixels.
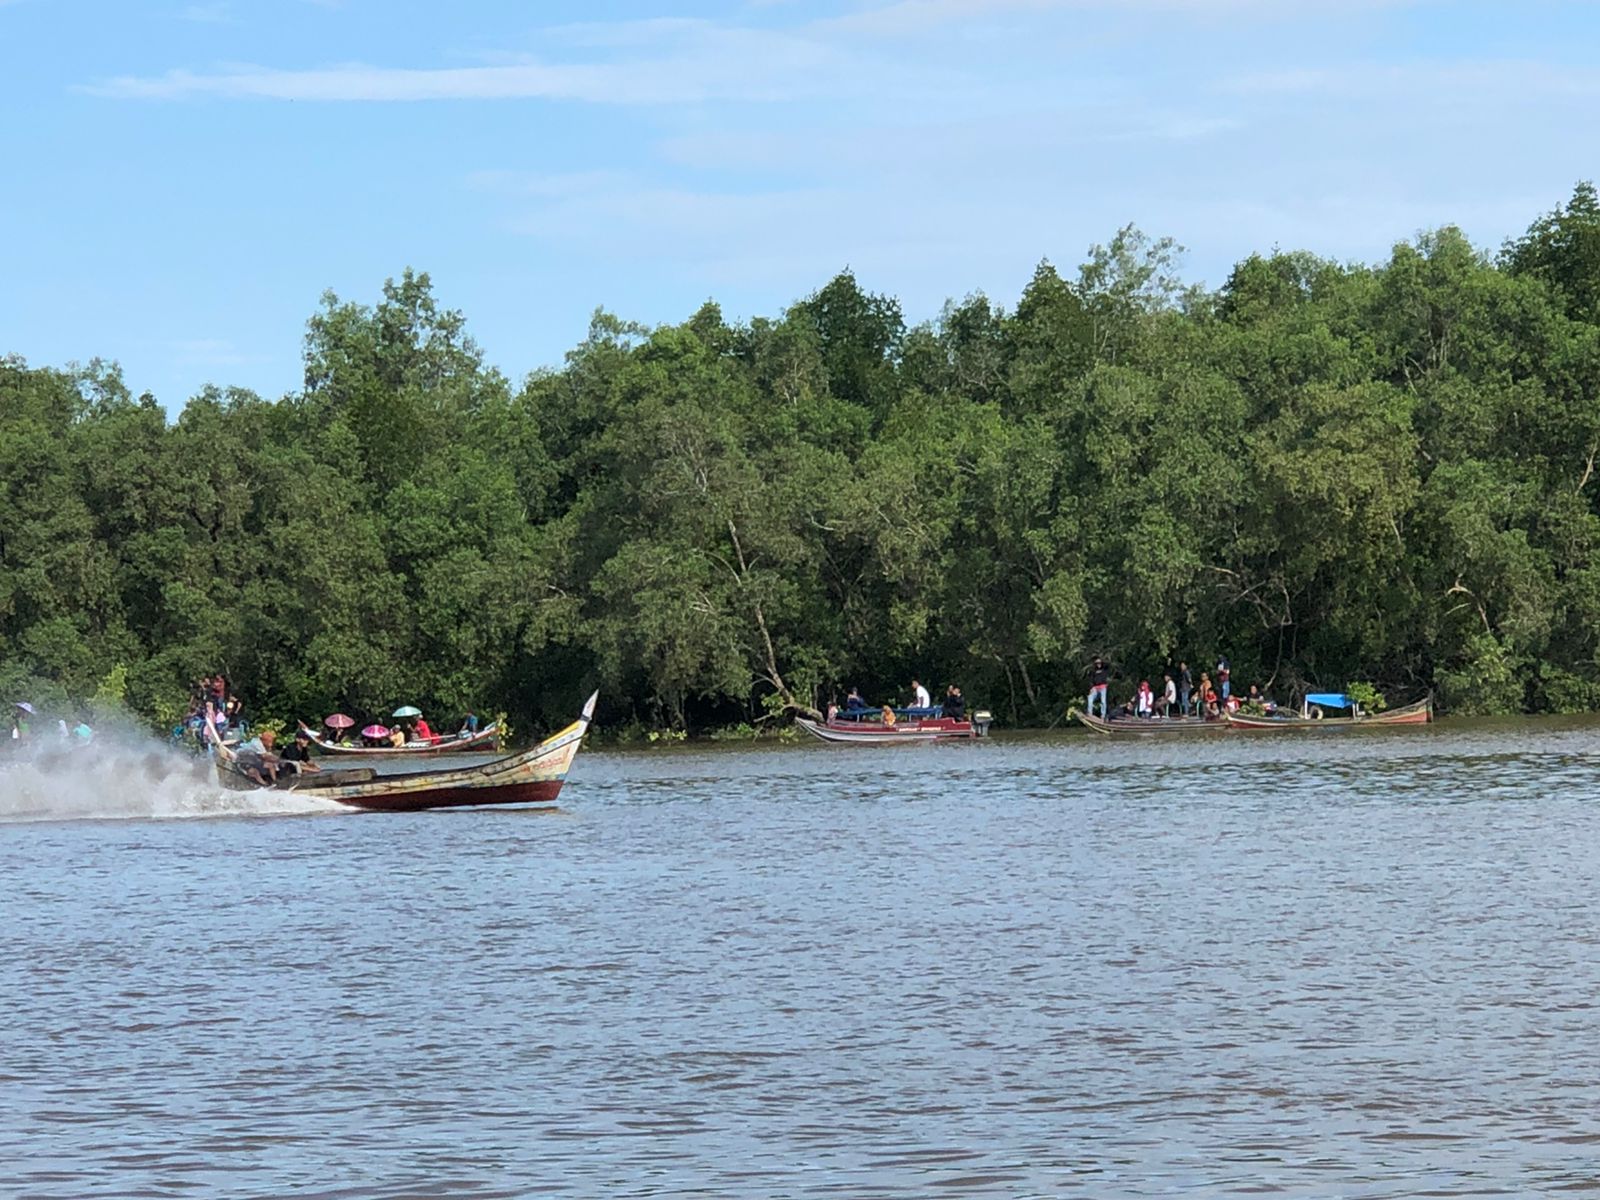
left=7, top=184, right=1600, bottom=733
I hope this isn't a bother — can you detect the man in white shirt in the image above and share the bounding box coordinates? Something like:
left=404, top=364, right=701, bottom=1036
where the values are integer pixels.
left=911, top=679, right=931, bottom=709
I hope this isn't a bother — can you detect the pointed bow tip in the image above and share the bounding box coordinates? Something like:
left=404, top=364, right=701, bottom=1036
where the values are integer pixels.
left=581, top=690, right=599, bottom=722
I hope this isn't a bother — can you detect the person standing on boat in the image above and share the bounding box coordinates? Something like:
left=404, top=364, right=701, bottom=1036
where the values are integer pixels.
left=1162, top=672, right=1177, bottom=717
left=1216, top=657, right=1231, bottom=701
left=1179, top=661, right=1192, bottom=716
left=943, top=685, right=966, bottom=721
left=911, top=679, right=931, bottom=709
left=1087, top=657, right=1110, bottom=718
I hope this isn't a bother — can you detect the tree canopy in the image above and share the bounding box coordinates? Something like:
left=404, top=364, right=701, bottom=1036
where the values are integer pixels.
left=8, top=187, right=1600, bottom=731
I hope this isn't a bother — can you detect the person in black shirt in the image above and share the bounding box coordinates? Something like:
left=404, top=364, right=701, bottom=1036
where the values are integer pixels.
left=1087, top=657, right=1111, bottom=718
left=1179, top=661, right=1193, bottom=717
left=943, top=685, right=966, bottom=721
left=278, top=729, right=322, bottom=775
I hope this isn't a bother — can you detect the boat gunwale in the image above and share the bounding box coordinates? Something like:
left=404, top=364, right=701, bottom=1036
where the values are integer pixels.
left=299, top=722, right=502, bottom=756
left=1223, top=694, right=1434, bottom=730
left=1069, top=708, right=1227, bottom=735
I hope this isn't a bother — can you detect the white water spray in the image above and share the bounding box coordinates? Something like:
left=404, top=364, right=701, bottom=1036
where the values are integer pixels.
left=0, top=733, right=345, bottom=823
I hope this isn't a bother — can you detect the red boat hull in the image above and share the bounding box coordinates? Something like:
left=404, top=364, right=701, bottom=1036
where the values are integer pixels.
left=336, top=777, right=564, bottom=812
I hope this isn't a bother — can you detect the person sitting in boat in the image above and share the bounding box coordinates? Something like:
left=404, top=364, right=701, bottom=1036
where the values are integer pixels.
left=910, top=679, right=931, bottom=709
left=943, top=685, right=966, bottom=721
left=880, top=704, right=897, bottom=727
left=413, top=713, right=434, bottom=740
left=388, top=725, right=408, bottom=748
left=237, top=729, right=281, bottom=785
left=845, top=688, right=868, bottom=712
left=1135, top=680, right=1154, bottom=718
left=459, top=712, right=480, bottom=735
left=278, top=728, right=322, bottom=774
left=1201, top=686, right=1220, bottom=719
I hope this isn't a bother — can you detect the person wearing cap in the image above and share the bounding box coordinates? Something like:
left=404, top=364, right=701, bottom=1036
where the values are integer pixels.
left=237, top=729, right=281, bottom=785
left=278, top=728, right=321, bottom=774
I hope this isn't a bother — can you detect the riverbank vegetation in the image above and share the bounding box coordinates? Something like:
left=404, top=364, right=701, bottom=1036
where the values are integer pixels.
left=6, top=184, right=1600, bottom=730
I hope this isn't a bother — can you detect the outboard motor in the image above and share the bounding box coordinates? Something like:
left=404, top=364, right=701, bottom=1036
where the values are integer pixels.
left=972, top=709, right=994, bottom=738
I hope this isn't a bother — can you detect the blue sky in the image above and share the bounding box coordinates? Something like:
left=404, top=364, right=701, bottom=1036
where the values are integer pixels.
left=4, top=0, right=1600, bottom=412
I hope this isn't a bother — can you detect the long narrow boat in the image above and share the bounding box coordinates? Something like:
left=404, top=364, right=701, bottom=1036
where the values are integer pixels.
left=297, top=722, right=501, bottom=756
left=212, top=694, right=596, bottom=811
left=1070, top=709, right=1226, bottom=735
left=1224, top=693, right=1433, bottom=731
left=796, top=707, right=993, bottom=744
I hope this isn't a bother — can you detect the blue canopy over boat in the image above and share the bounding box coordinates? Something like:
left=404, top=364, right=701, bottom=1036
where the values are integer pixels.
left=1304, top=692, right=1354, bottom=709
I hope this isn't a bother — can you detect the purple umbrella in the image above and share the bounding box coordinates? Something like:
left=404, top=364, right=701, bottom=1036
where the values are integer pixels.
left=324, top=713, right=356, bottom=729
left=361, top=724, right=389, bottom=740
left=14, top=702, right=35, bottom=714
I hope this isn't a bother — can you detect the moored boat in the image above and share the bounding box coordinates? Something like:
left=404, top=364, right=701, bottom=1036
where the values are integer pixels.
left=298, top=721, right=502, bottom=756
left=212, top=694, right=596, bottom=811
left=1223, top=693, right=1433, bottom=731
left=1070, top=709, right=1226, bottom=735
left=796, top=705, right=993, bottom=744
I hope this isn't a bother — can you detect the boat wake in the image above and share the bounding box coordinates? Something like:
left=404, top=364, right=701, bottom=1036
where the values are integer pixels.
left=0, top=738, right=345, bottom=823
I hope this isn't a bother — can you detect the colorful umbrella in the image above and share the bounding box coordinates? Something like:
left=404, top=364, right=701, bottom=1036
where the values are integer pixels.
left=391, top=705, right=422, bottom=718
left=323, top=713, right=356, bottom=729
left=14, top=701, right=35, bottom=714
left=361, top=724, right=389, bottom=739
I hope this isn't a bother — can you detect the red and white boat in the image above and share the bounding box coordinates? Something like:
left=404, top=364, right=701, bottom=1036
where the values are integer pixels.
left=795, top=705, right=992, bottom=745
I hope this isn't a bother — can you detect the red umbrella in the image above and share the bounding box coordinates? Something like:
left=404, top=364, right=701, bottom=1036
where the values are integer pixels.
left=324, top=713, right=356, bottom=729
left=361, top=724, right=389, bottom=739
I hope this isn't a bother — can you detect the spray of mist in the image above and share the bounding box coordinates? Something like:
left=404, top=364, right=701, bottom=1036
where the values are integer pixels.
left=0, top=729, right=344, bottom=823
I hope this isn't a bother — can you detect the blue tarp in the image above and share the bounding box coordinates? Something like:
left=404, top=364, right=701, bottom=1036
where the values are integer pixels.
left=1304, top=692, right=1354, bottom=709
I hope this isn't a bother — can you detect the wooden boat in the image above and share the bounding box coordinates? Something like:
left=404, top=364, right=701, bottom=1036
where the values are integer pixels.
left=1223, top=693, right=1433, bottom=731
left=1071, top=709, right=1226, bottom=735
left=211, top=694, right=596, bottom=811
left=796, top=705, right=993, bottom=744
left=297, top=721, right=501, bottom=756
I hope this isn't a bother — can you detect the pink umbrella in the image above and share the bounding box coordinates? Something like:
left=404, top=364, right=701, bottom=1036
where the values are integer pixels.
left=361, top=724, right=389, bottom=739
left=324, top=713, right=356, bottom=729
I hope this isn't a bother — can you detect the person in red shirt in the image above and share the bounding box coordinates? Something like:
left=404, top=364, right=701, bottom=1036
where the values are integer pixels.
left=414, top=715, right=434, bottom=741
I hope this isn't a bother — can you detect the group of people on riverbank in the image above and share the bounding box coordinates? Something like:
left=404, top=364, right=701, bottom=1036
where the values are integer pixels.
left=1086, top=656, right=1276, bottom=721
left=7, top=701, right=94, bottom=746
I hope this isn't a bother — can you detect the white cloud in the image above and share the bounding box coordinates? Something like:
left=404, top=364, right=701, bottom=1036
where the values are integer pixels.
left=1221, top=59, right=1600, bottom=100
left=86, top=18, right=902, bottom=105
left=179, top=2, right=231, bottom=23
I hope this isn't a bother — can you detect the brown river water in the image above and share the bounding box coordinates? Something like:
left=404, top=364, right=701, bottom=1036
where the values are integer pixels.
left=4, top=718, right=1600, bottom=1197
